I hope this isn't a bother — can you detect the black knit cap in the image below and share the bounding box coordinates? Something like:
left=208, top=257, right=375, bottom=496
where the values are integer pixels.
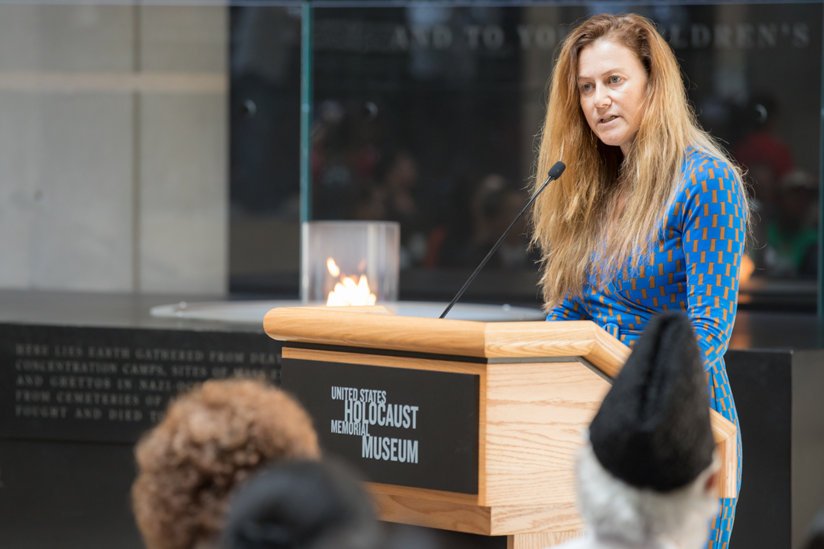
left=588, top=312, right=715, bottom=492
left=221, top=457, right=380, bottom=549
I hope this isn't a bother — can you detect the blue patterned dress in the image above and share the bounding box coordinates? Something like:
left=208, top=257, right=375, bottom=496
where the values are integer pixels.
left=547, top=148, right=746, bottom=549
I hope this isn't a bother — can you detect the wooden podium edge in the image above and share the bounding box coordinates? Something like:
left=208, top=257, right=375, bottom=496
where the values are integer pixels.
left=366, top=482, right=582, bottom=538
left=264, top=306, right=488, bottom=357
left=265, top=307, right=626, bottom=368
left=710, top=408, right=739, bottom=498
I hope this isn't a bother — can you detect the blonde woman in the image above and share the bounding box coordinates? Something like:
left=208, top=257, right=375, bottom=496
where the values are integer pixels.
left=532, top=13, right=748, bottom=548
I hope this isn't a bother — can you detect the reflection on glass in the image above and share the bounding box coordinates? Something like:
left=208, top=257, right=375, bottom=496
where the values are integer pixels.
left=297, top=3, right=820, bottom=310
left=0, top=2, right=816, bottom=310
left=229, top=5, right=303, bottom=295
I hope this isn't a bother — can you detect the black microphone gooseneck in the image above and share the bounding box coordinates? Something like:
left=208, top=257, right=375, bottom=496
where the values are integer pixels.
left=439, top=161, right=566, bottom=319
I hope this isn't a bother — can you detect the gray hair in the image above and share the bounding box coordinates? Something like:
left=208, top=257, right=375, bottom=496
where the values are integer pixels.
left=575, top=435, right=720, bottom=549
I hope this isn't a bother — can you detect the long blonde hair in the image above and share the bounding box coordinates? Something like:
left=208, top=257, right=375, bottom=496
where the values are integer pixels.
left=531, top=13, right=748, bottom=308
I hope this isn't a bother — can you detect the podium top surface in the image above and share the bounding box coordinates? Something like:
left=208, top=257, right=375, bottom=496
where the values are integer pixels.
left=264, top=306, right=630, bottom=377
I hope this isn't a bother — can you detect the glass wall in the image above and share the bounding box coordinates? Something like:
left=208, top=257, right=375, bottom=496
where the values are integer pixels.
left=0, top=1, right=819, bottom=313
left=229, top=4, right=304, bottom=295
left=270, top=1, right=819, bottom=310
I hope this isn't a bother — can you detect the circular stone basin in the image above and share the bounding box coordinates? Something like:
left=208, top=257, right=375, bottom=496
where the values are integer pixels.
left=150, top=300, right=545, bottom=325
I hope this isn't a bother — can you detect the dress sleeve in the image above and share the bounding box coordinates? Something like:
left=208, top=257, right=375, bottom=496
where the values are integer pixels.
left=681, top=158, right=747, bottom=371
left=546, top=295, right=587, bottom=321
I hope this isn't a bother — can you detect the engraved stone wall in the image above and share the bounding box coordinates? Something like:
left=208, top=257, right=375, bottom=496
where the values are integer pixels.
left=0, top=323, right=281, bottom=443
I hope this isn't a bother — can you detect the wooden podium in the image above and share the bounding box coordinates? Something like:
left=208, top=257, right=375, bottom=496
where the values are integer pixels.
left=264, top=306, right=738, bottom=549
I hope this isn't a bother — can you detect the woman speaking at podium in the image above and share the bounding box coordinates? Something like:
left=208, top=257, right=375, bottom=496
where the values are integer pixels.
left=531, top=13, right=748, bottom=548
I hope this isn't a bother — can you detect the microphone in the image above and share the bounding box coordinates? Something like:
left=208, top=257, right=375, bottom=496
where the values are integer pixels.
left=439, top=161, right=566, bottom=319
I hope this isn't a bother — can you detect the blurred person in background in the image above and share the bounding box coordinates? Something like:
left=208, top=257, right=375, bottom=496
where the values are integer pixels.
left=763, top=170, right=818, bottom=279
left=733, top=94, right=795, bottom=272
left=465, top=174, right=539, bottom=270
left=803, top=508, right=824, bottom=549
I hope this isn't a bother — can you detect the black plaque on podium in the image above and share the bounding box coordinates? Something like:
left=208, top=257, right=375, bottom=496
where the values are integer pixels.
left=282, top=357, right=480, bottom=494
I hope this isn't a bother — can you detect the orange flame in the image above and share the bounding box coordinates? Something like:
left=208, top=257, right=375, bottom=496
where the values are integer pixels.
left=326, top=257, right=341, bottom=278
left=326, top=257, right=377, bottom=306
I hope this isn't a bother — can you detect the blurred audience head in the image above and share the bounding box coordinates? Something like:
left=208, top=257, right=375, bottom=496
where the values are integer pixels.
left=803, top=508, right=824, bottom=549
left=131, top=377, right=320, bottom=549
left=575, top=312, right=720, bottom=549
left=221, top=457, right=382, bottom=549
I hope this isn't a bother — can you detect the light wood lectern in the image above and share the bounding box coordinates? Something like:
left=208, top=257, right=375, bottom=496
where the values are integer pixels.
left=264, top=307, right=737, bottom=549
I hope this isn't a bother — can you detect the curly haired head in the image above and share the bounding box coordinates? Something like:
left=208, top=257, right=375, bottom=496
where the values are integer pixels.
left=131, top=377, right=320, bottom=549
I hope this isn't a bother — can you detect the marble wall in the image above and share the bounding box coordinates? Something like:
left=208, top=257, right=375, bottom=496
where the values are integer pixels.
left=0, top=4, right=228, bottom=294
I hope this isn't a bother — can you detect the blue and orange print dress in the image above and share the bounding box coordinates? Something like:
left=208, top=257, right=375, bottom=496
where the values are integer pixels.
left=547, top=148, right=746, bottom=549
